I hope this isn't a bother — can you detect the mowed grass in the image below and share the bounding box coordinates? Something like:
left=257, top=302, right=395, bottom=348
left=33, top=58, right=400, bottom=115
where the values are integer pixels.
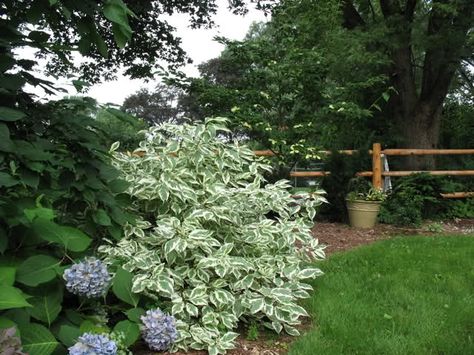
left=289, top=236, right=474, bottom=355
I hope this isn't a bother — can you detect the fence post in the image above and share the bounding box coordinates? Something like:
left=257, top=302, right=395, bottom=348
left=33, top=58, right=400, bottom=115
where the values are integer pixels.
left=372, top=143, right=383, bottom=190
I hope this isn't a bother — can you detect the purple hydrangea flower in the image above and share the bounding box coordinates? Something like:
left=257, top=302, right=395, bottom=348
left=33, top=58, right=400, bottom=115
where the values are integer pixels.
left=141, top=308, right=178, bottom=351
left=68, top=333, right=117, bottom=355
left=63, top=257, right=111, bottom=298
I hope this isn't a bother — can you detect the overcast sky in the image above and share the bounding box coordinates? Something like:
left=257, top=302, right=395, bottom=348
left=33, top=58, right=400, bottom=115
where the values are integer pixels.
left=85, top=2, right=268, bottom=105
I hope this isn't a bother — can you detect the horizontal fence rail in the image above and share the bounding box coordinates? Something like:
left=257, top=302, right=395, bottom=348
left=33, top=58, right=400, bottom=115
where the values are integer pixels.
left=256, top=143, right=474, bottom=198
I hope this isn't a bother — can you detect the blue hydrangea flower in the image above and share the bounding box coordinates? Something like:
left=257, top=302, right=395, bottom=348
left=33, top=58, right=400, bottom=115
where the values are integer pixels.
left=140, top=308, right=178, bottom=351
left=63, top=257, right=111, bottom=298
left=68, top=333, right=117, bottom=355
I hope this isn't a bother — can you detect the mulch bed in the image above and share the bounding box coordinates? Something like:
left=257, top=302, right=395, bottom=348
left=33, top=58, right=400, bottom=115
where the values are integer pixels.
left=136, top=219, right=474, bottom=355
left=314, top=219, right=474, bottom=255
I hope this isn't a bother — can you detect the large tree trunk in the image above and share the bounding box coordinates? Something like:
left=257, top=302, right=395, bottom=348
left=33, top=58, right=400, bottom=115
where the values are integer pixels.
left=399, top=103, right=442, bottom=170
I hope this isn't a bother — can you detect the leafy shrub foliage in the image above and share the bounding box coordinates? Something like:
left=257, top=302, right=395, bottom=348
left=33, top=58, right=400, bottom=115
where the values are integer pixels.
left=0, top=97, right=137, bottom=354
left=320, top=150, right=371, bottom=221
left=379, top=173, right=451, bottom=226
left=100, top=118, right=326, bottom=354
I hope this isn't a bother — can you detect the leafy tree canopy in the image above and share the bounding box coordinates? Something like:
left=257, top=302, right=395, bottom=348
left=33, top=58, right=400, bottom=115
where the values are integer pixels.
left=121, top=83, right=183, bottom=125
left=1, top=0, right=274, bottom=84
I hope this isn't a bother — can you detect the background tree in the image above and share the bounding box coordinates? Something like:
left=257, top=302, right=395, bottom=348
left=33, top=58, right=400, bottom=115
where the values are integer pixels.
left=178, top=4, right=388, bottom=164
left=182, top=0, right=474, bottom=170
left=342, top=0, right=474, bottom=169
left=121, top=84, right=183, bottom=125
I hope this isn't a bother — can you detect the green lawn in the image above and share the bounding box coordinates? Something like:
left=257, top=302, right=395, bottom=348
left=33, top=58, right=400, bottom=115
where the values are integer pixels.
left=289, top=236, right=474, bottom=355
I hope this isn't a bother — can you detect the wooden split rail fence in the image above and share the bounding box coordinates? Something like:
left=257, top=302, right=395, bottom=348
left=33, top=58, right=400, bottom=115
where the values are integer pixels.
left=255, top=143, right=474, bottom=199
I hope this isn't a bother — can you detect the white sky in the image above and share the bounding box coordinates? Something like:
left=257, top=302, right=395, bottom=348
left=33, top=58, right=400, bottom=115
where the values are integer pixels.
left=85, top=2, right=268, bottom=105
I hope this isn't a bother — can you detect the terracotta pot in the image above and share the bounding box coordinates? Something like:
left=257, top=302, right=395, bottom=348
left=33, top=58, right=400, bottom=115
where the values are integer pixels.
left=346, top=199, right=381, bottom=228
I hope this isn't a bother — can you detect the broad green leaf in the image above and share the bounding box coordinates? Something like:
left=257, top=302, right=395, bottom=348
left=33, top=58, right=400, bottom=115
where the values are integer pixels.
left=24, top=207, right=55, bottom=222
left=0, top=107, right=25, bottom=121
left=124, top=307, right=144, bottom=323
left=32, top=219, right=92, bottom=252
left=0, top=123, right=14, bottom=152
left=57, top=325, right=81, bottom=347
left=0, top=286, right=32, bottom=310
left=20, top=323, right=58, bottom=355
left=3, top=309, right=30, bottom=327
left=113, top=267, right=139, bottom=306
left=16, top=255, right=60, bottom=287
left=113, top=320, right=139, bottom=347
left=108, top=178, right=130, bottom=193
left=93, top=209, right=112, bottom=226
left=94, top=33, right=109, bottom=58
left=27, top=287, right=63, bottom=326
left=19, top=169, right=39, bottom=188
left=0, top=172, right=17, bottom=187
left=111, top=23, right=131, bottom=48
left=0, top=266, right=15, bottom=285
left=79, top=320, right=109, bottom=334
left=103, top=0, right=132, bottom=28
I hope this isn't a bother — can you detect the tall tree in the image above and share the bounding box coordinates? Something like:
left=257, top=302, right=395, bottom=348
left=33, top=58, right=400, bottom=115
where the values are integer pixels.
left=122, top=84, right=183, bottom=125
left=343, top=0, right=474, bottom=169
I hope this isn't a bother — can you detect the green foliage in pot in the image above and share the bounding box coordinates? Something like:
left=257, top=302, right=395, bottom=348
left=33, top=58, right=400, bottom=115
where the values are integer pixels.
left=345, top=177, right=386, bottom=202
left=100, top=118, right=326, bottom=354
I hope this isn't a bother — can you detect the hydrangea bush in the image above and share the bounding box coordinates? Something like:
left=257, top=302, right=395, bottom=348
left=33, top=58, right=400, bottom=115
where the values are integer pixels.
left=100, top=118, right=326, bottom=354
left=69, top=333, right=117, bottom=355
left=140, top=308, right=178, bottom=351
left=63, top=257, right=112, bottom=298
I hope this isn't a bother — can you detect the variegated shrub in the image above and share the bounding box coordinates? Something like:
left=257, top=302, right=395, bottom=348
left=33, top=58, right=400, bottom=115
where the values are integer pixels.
left=99, top=118, right=325, bottom=354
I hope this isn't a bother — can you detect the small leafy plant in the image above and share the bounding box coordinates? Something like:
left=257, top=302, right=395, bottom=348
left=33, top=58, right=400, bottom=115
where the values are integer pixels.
left=100, top=118, right=326, bottom=354
left=346, top=177, right=386, bottom=202
left=246, top=322, right=260, bottom=341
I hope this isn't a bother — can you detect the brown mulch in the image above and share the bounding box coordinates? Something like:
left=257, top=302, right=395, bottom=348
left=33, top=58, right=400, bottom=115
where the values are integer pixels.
left=136, top=219, right=474, bottom=355
left=313, top=219, right=474, bottom=255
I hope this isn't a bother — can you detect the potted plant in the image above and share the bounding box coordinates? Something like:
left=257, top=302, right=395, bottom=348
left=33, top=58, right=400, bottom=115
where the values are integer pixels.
left=346, top=178, right=386, bottom=228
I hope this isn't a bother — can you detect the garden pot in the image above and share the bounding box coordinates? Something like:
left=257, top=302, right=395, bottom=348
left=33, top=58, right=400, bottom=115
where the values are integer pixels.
left=346, top=199, right=381, bottom=228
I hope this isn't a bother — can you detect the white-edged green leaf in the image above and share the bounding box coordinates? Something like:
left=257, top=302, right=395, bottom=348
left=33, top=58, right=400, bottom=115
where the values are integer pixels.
left=298, top=268, right=323, bottom=279
left=248, top=298, right=265, bottom=314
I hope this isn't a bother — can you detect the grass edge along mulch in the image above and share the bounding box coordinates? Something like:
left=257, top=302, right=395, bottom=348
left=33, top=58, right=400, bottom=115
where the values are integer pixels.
left=289, top=235, right=474, bottom=355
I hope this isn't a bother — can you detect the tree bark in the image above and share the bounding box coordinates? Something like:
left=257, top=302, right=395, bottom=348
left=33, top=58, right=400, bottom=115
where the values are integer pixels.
left=400, top=103, right=442, bottom=169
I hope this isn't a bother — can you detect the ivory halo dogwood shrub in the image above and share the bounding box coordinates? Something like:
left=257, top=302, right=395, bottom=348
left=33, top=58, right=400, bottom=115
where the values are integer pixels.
left=100, top=118, right=325, bottom=354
